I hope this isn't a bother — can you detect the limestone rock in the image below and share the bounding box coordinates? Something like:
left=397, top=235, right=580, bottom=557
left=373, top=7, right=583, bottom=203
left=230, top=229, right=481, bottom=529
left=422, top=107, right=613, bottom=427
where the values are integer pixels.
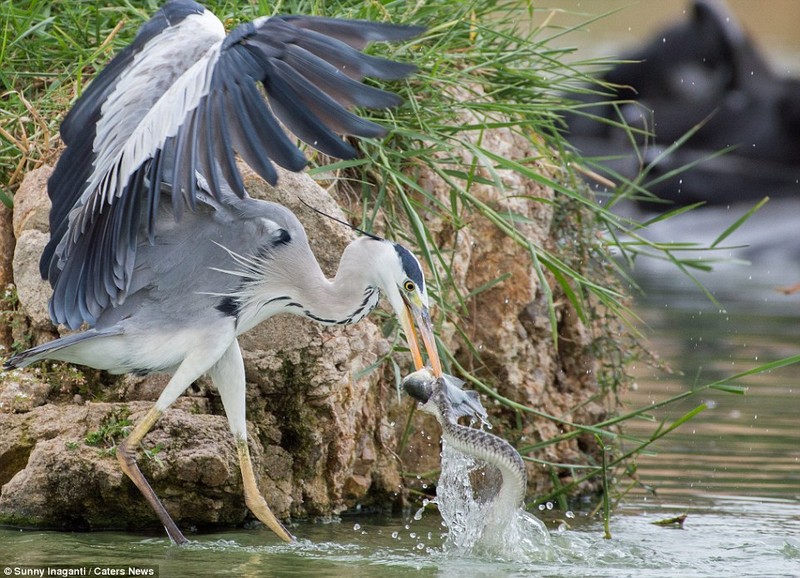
left=0, top=204, right=13, bottom=292
left=0, top=369, right=49, bottom=413
left=11, top=165, right=51, bottom=239
left=1, top=94, right=618, bottom=529
left=8, top=165, right=55, bottom=333
left=12, top=229, right=52, bottom=331
left=1, top=163, right=406, bottom=531
left=0, top=402, right=264, bottom=529
left=1, top=203, right=19, bottom=352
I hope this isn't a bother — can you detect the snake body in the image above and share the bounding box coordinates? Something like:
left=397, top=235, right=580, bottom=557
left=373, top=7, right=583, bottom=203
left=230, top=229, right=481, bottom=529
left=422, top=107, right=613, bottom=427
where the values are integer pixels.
left=402, top=369, right=527, bottom=511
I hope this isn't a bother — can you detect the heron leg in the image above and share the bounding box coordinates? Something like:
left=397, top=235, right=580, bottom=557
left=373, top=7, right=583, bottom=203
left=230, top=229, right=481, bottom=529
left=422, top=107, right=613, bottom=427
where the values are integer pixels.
left=117, top=349, right=227, bottom=545
left=209, top=339, right=295, bottom=543
left=117, top=406, right=187, bottom=545
left=236, top=438, right=294, bottom=542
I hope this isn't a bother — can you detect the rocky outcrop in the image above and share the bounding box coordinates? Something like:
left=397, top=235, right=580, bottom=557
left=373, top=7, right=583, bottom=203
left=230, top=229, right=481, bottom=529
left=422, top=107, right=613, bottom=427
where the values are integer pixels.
left=1, top=163, right=407, bottom=530
left=0, top=116, right=618, bottom=531
left=386, top=87, right=613, bottom=496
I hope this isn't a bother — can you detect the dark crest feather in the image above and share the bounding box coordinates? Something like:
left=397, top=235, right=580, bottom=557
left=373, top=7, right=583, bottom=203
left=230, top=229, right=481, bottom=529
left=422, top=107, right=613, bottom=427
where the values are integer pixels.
left=296, top=197, right=382, bottom=240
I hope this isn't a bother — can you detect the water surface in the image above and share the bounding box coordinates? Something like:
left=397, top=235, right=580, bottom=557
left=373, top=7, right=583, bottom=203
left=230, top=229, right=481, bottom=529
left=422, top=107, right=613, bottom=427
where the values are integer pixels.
left=2, top=266, right=798, bottom=575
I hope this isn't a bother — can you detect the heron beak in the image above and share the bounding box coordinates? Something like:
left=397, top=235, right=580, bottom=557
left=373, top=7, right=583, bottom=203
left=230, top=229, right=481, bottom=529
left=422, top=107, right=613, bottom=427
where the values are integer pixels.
left=400, top=294, right=443, bottom=378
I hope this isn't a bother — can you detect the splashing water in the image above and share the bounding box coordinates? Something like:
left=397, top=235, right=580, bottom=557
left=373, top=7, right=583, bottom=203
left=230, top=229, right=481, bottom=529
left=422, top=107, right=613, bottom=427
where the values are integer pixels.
left=433, top=440, right=554, bottom=561
left=425, top=442, right=667, bottom=568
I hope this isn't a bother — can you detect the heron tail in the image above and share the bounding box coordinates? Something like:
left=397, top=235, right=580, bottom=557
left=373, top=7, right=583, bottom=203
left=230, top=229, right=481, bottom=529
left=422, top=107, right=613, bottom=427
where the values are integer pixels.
left=3, top=328, right=122, bottom=370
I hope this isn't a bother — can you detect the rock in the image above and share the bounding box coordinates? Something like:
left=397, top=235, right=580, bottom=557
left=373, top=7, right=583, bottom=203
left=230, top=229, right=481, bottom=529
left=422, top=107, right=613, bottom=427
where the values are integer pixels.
left=11, top=229, right=52, bottom=331
left=2, top=96, right=620, bottom=529
left=8, top=165, right=55, bottom=333
left=0, top=369, right=49, bottom=413
left=0, top=204, right=13, bottom=291
left=0, top=401, right=276, bottom=530
left=11, top=165, right=51, bottom=239
left=1, top=204, right=17, bottom=351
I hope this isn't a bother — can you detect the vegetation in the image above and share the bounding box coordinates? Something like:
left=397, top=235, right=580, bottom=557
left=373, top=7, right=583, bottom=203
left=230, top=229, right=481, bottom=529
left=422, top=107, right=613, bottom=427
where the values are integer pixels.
left=1, top=0, right=783, bottom=534
left=84, top=407, right=132, bottom=455
left=0, top=283, right=32, bottom=353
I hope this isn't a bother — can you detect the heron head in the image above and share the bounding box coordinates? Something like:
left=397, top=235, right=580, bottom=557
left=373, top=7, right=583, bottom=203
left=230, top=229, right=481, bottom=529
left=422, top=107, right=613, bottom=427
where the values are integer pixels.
left=375, top=241, right=442, bottom=377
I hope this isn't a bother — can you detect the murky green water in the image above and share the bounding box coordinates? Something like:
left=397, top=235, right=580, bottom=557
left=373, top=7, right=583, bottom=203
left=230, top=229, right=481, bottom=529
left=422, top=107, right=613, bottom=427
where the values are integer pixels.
left=1, top=495, right=798, bottom=577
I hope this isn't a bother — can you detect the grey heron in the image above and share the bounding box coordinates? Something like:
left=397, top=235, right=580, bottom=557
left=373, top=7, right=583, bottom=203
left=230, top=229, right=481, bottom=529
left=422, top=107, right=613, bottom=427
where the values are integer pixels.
left=3, top=0, right=440, bottom=545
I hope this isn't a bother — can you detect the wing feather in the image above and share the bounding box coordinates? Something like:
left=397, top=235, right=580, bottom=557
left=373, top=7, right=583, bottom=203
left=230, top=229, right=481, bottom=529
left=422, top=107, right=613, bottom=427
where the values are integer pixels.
left=209, top=91, right=245, bottom=196
left=270, top=58, right=387, bottom=137
left=279, top=15, right=426, bottom=49
left=282, top=44, right=403, bottom=109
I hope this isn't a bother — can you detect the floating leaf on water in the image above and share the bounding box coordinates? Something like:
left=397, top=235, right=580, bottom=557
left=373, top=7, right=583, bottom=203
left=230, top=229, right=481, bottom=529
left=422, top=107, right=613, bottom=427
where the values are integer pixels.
left=651, top=514, right=688, bottom=527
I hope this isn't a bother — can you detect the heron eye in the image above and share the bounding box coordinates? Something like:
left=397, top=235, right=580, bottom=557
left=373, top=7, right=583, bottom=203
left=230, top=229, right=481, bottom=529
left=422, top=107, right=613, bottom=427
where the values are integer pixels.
left=404, top=280, right=416, bottom=293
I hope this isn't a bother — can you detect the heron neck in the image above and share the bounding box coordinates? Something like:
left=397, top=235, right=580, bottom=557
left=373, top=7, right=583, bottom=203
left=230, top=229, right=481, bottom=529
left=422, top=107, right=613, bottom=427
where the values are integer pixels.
left=235, top=237, right=383, bottom=333
left=299, top=279, right=382, bottom=326
left=295, top=242, right=382, bottom=326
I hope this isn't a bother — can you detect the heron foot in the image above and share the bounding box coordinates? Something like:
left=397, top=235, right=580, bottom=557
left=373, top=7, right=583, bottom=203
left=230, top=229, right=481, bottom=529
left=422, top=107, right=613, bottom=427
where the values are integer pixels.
left=236, top=438, right=295, bottom=542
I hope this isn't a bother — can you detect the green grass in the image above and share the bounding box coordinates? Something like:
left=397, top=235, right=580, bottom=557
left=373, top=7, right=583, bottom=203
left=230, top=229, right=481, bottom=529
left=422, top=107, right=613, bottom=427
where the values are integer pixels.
left=0, top=1, right=146, bottom=205
left=1, top=0, right=790, bottom=529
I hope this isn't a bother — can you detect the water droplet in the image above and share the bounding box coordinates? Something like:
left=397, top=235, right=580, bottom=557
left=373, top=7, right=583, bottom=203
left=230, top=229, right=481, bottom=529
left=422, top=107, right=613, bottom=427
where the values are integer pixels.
left=566, top=511, right=575, bottom=519
left=391, top=531, right=399, bottom=539
left=353, top=523, right=360, bottom=531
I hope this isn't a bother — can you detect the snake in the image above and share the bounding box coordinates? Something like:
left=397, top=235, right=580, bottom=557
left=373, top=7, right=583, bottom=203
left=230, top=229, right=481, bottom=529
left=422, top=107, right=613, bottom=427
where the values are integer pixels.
left=401, top=368, right=527, bottom=512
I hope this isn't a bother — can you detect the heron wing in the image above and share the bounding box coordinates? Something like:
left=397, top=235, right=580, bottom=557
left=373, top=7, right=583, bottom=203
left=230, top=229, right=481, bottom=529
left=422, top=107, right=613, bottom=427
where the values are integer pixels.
left=97, top=184, right=299, bottom=330
left=42, top=1, right=422, bottom=329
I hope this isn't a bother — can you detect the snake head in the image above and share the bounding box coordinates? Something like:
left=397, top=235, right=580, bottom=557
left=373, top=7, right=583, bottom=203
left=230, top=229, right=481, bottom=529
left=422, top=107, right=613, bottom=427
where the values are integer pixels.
left=401, top=367, right=436, bottom=403
left=401, top=368, right=489, bottom=425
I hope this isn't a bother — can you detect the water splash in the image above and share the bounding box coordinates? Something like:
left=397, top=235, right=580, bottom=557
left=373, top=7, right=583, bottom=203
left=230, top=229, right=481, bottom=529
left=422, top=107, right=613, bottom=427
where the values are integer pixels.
left=433, top=440, right=554, bottom=561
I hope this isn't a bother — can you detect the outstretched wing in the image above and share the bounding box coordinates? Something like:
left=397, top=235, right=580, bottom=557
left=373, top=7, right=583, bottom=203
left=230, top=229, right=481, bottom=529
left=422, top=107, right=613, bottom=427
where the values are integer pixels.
left=42, top=0, right=423, bottom=329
